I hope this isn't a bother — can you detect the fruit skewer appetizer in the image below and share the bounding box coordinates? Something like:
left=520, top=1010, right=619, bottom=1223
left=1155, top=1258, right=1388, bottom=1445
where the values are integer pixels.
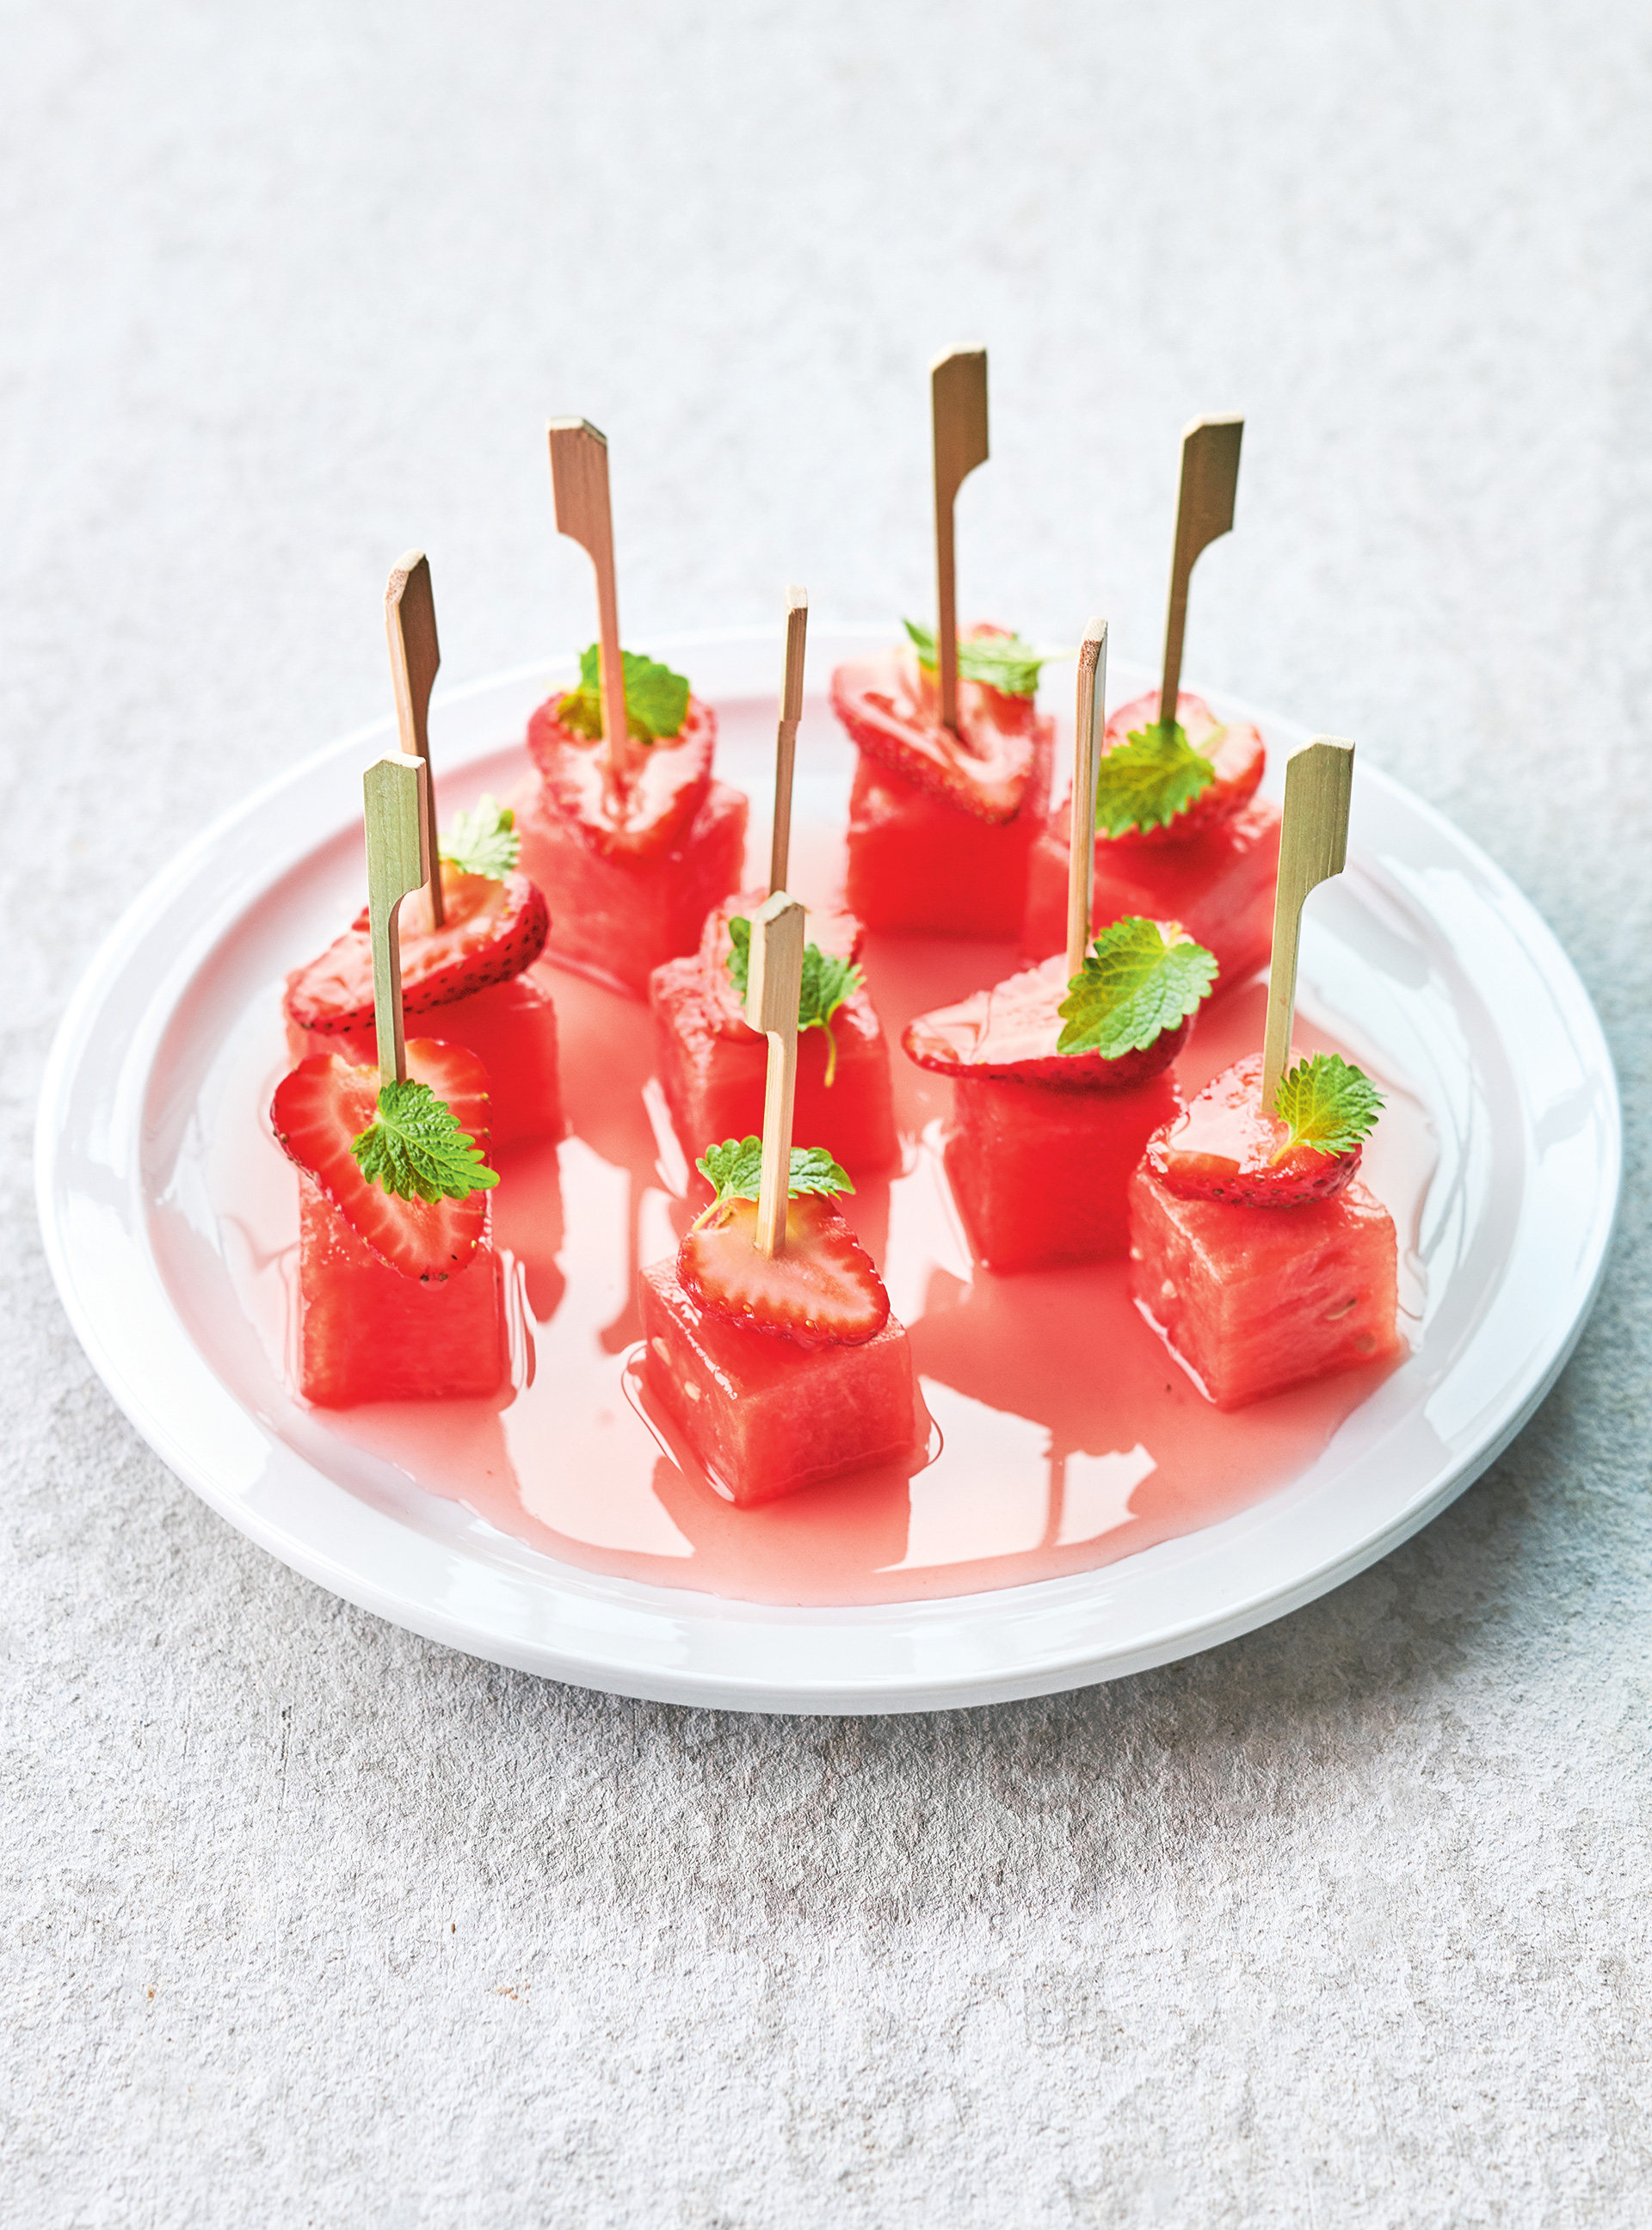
left=1022, top=418, right=1282, bottom=991
left=1128, top=738, right=1401, bottom=1408
left=642, top=894, right=924, bottom=1507
left=650, top=589, right=899, bottom=1174
left=903, top=621, right=1219, bottom=1271
left=284, top=553, right=562, bottom=1150
left=272, top=752, right=508, bottom=1408
left=513, top=419, right=748, bottom=995
left=830, top=348, right=1056, bottom=937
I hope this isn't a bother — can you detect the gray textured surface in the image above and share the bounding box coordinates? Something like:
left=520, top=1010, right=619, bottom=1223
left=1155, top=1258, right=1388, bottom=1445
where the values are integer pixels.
left=5, top=3, right=1650, bottom=2222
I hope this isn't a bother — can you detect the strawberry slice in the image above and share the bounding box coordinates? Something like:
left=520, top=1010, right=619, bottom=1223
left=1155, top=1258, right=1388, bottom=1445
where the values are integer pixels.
left=270, top=1039, right=492, bottom=1280
left=695, top=890, right=864, bottom=1035
left=677, top=1192, right=890, bottom=1349
left=830, top=626, right=1052, bottom=825
left=903, top=949, right=1193, bottom=1091
left=1144, top=1052, right=1360, bottom=1207
left=284, top=866, right=549, bottom=1036
left=525, top=690, right=717, bottom=862
left=1097, top=690, right=1266, bottom=849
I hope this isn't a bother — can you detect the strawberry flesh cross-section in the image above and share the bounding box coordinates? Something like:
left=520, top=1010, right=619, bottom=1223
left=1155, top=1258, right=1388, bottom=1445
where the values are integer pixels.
left=282, top=862, right=561, bottom=1150
left=832, top=628, right=1055, bottom=937
left=513, top=681, right=747, bottom=997
left=269, top=1038, right=506, bottom=1408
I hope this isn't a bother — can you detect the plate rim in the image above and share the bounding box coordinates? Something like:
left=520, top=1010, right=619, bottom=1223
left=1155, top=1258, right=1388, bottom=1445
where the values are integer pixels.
left=35, top=629, right=1623, bottom=1712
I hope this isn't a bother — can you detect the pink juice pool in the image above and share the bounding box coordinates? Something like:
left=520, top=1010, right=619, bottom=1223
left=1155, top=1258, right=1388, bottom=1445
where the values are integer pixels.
left=195, top=810, right=1434, bottom=1611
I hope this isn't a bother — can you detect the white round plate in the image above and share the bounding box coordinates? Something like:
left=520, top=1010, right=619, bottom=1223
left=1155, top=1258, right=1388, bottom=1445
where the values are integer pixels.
left=36, top=629, right=1619, bottom=1713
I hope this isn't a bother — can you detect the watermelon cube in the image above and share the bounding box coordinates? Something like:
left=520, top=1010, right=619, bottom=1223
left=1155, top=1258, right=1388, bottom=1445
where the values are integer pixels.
left=295, top=1175, right=506, bottom=1408
left=640, top=1260, right=921, bottom=1506
left=1023, top=795, right=1280, bottom=991
left=650, top=958, right=897, bottom=1173
left=1127, top=1163, right=1401, bottom=1408
left=286, top=975, right=562, bottom=1151
left=945, top=1070, right=1181, bottom=1272
left=512, top=778, right=749, bottom=997
left=844, top=750, right=1051, bottom=938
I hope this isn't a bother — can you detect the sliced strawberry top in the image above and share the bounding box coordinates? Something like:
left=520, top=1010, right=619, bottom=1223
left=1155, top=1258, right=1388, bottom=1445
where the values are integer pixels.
left=525, top=689, right=717, bottom=862
left=678, top=1192, right=890, bottom=1350
left=1093, top=689, right=1267, bottom=850
left=284, top=865, right=549, bottom=1036
left=1144, top=1051, right=1361, bottom=1207
left=903, top=951, right=1193, bottom=1092
left=270, top=1039, right=493, bottom=1280
left=830, top=626, right=1051, bottom=825
left=695, top=891, right=865, bottom=1036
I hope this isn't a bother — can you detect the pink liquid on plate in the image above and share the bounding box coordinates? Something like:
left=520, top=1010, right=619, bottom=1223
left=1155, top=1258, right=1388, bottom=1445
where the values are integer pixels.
left=200, top=816, right=1434, bottom=1609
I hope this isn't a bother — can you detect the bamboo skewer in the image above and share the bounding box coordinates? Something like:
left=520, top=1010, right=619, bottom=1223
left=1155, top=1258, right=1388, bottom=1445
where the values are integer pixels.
left=385, top=551, right=444, bottom=928
left=769, top=587, right=809, bottom=895
left=746, top=890, right=807, bottom=1258
left=1065, top=618, right=1109, bottom=979
left=930, top=346, right=989, bottom=735
left=547, top=417, right=629, bottom=775
left=1159, top=415, right=1243, bottom=731
left=362, top=752, right=430, bottom=1087
left=1261, top=738, right=1356, bottom=1106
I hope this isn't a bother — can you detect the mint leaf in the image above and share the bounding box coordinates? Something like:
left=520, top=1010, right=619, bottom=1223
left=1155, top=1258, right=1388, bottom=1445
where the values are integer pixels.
left=1094, top=721, right=1217, bottom=837
left=903, top=619, right=1046, bottom=698
left=1272, top=1054, right=1384, bottom=1159
left=558, top=645, right=690, bottom=743
left=696, top=1136, right=854, bottom=1205
left=439, top=793, right=519, bottom=879
left=350, top=1079, right=500, bottom=1204
left=726, top=914, right=752, bottom=1000
left=726, top=919, right=866, bottom=1086
left=1056, top=916, right=1217, bottom=1058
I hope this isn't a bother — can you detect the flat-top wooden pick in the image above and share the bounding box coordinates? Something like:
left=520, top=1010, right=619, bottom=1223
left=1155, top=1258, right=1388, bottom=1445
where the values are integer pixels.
left=1261, top=737, right=1355, bottom=1105
left=362, top=751, right=430, bottom=1086
left=1160, top=415, right=1243, bottom=729
left=769, top=587, right=809, bottom=895
left=547, top=417, right=628, bottom=771
left=745, top=890, right=808, bottom=1257
left=1066, top=617, right=1109, bottom=979
left=385, top=551, right=443, bottom=927
left=931, top=345, right=989, bottom=734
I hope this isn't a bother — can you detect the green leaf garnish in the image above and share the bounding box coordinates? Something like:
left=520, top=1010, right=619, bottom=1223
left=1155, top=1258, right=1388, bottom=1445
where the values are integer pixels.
left=1056, top=916, right=1217, bottom=1059
left=1272, top=1055, right=1384, bottom=1160
left=438, top=793, right=519, bottom=879
left=695, top=1136, right=854, bottom=1206
left=1093, top=721, right=1218, bottom=838
left=557, top=646, right=690, bottom=743
left=726, top=917, right=866, bottom=1087
left=349, top=1079, right=500, bottom=1204
left=902, top=619, right=1046, bottom=698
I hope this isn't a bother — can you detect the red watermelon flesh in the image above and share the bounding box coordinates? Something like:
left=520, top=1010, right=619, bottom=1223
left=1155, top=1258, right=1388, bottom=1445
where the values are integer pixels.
left=513, top=776, right=749, bottom=997
left=1128, top=1162, right=1400, bottom=1409
left=641, top=1259, right=921, bottom=1507
left=650, top=958, right=897, bottom=1174
left=944, top=1068, right=1182, bottom=1272
left=648, top=893, right=895, bottom=1174
left=842, top=736, right=1053, bottom=939
left=287, top=973, right=562, bottom=1151
left=1023, top=794, right=1279, bottom=993
left=294, top=1176, right=506, bottom=1408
